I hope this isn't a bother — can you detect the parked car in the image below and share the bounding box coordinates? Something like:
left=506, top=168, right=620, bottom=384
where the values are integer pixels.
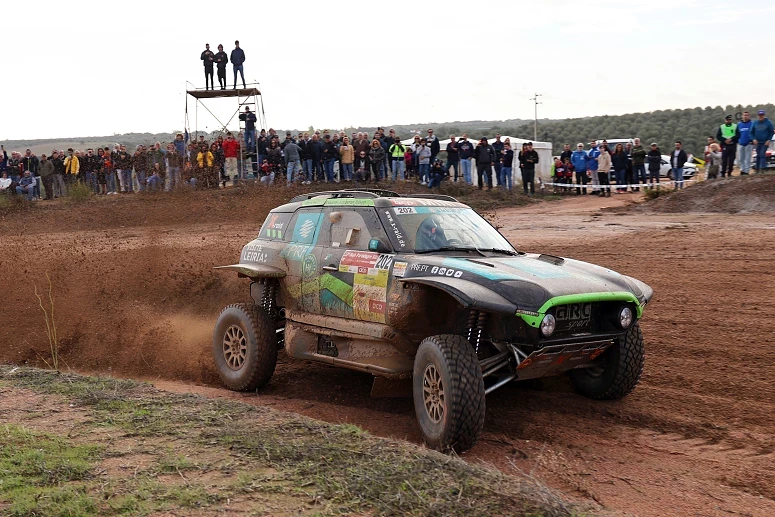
left=606, top=155, right=697, bottom=183
left=212, top=190, right=654, bottom=452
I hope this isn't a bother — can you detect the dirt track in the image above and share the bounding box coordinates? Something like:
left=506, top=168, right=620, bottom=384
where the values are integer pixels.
left=2, top=184, right=774, bottom=516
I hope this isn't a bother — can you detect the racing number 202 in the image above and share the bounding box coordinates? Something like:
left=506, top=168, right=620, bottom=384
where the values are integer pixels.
left=376, top=254, right=393, bottom=270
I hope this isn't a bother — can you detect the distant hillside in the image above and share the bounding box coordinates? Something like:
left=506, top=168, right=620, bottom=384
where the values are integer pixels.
left=3, top=104, right=772, bottom=157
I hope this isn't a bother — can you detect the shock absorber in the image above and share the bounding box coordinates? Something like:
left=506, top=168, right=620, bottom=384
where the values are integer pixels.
left=476, top=312, right=488, bottom=353
left=467, top=310, right=478, bottom=347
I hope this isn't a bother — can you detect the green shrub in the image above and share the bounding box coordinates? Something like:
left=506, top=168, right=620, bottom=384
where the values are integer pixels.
left=643, top=186, right=670, bottom=200
left=67, top=182, right=92, bottom=203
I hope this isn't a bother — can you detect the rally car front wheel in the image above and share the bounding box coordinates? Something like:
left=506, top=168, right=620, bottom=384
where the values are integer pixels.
left=213, top=303, right=277, bottom=391
left=569, top=322, right=644, bottom=400
left=412, top=335, right=485, bottom=452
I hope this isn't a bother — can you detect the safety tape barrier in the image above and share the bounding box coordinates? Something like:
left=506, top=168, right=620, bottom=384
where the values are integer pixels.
left=541, top=179, right=698, bottom=189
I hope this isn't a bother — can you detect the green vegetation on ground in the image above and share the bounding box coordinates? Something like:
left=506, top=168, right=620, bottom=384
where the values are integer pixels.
left=0, top=366, right=590, bottom=516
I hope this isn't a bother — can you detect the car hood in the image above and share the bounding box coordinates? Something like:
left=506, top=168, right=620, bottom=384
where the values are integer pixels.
left=398, top=253, right=653, bottom=315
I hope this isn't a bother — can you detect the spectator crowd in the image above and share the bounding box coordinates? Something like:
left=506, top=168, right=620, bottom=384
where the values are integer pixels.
left=2, top=109, right=772, bottom=201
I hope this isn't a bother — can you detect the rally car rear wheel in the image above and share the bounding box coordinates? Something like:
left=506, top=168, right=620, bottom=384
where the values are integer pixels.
left=213, top=303, right=277, bottom=391
left=569, top=322, right=644, bottom=400
left=412, top=335, right=485, bottom=452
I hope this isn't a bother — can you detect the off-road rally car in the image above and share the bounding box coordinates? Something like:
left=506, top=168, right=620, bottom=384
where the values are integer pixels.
left=213, top=189, right=654, bottom=452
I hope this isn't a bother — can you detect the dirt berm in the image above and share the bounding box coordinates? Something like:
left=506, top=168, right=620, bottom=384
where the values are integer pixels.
left=633, top=173, right=775, bottom=213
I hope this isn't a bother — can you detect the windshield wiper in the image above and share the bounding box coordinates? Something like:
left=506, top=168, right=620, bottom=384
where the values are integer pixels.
left=476, top=248, right=522, bottom=256
left=415, top=246, right=486, bottom=256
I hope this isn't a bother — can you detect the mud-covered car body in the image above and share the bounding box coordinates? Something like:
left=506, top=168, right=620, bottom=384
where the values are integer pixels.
left=215, top=189, right=653, bottom=451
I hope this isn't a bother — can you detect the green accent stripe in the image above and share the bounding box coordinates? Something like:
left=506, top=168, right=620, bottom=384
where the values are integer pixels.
left=517, top=292, right=642, bottom=328
left=319, top=273, right=354, bottom=306
left=300, top=197, right=375, bottom=207
left=301, top=197, right=327, bottom=207
left=324, top=198, right=374, bottom=207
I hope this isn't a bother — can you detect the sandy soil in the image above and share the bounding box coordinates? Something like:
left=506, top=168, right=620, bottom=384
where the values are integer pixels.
left=1, top=182, right=774, bottom=517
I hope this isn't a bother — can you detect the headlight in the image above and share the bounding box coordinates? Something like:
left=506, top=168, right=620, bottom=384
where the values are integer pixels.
left=540, top=314, right=556, bottom=337
left=619, top=307, right=633, bottom=329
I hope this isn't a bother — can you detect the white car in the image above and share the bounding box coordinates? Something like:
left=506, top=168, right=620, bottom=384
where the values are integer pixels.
left=603, top=154, right=697, bottom=182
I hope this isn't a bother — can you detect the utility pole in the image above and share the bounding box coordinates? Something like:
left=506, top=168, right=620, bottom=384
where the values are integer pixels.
left=530, top=93, right=542, bottom=141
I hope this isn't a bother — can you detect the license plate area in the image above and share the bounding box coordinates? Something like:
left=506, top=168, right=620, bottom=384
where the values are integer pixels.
left=515, top=339, right=613, bottom=380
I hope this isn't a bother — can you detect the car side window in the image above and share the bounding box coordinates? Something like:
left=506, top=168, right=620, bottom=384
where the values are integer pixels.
left=258, top=212, right=293, bottom=241
left=285, top=209, right=324, bottom=245
left=323, top=208, right=389, bottom=250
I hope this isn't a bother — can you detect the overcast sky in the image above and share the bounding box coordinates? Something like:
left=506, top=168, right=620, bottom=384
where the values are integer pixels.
left=2, top=0, right=773, bottom=140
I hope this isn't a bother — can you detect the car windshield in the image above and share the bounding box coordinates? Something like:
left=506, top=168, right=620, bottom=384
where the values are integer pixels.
left=380, top=206, right=516, bottom=253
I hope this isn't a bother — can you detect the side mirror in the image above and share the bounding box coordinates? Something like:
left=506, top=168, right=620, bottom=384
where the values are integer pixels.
left=368, top=238, right=391, bottom=253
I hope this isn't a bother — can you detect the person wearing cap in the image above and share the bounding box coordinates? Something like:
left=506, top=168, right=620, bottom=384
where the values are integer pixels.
left=474, top=137, right=496, bottom=190
left=716, top=115, right=738, bottom=177
left=239, top=106, right=257, bottom=154
left=734, top=111, right=754, bottom=175
left=214, top=44, right=228, bottom=90
left=571, top=143, right=589, bottom=195
left=751, top=110, right=774, bottom=173
left=200, top=43, right=215, bottom=90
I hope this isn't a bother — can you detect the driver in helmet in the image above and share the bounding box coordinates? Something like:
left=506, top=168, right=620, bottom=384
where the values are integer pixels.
left=415, top=214, right=448, bottom=251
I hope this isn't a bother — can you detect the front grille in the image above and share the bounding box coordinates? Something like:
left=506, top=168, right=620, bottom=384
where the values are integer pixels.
left=553, top=303, right=594, bottom=334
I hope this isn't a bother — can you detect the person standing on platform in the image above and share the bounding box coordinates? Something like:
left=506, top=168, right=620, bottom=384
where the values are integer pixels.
left=201, top=44, right=215, bottom=90
left=230, top=40, right=246, bottom=90
left=214, top=44, right=228, bottom=90
left=239, top=106, right=257, bottom=154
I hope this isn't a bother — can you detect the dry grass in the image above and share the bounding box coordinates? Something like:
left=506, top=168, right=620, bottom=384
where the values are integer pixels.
left=0, top=366, right=596, bottom=516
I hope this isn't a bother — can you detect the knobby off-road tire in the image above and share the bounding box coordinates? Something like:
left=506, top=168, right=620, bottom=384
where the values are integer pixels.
left=569, top=322, right=645, bottom=400
left=212, top=303, right=277, bottom=391
left=412, top=334, right=486, bottom=452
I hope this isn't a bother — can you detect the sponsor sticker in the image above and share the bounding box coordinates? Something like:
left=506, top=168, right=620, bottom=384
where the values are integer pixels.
left=392, top=261, right=407, bottom=277
left=241, top=244, right=268, bottom=263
